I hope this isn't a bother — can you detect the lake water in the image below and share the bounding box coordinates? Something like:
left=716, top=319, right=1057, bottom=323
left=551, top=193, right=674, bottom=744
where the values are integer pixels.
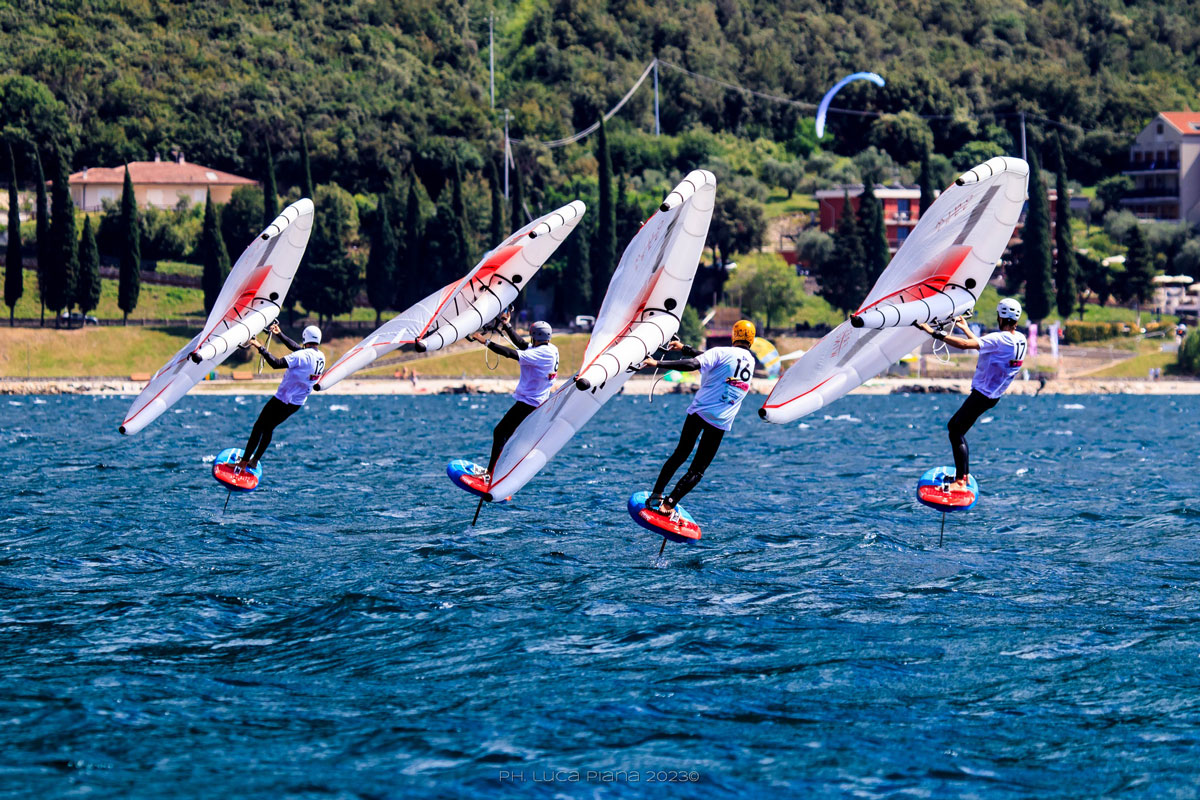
left=2, top=392, right=1198, bottom=798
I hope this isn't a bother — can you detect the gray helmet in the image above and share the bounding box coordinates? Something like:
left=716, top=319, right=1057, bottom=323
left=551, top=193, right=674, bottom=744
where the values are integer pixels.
left=530, top=321, right=552, bottom=343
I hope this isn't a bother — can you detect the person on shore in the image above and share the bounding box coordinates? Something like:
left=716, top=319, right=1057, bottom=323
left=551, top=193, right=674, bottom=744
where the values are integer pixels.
left=639, top=320, right=757, bottom=516
left=467, top=312, right=558, bottom=482
left=236, top=323, right=325, bottom=470
left=1176, top=322, right=1187, bottom=345
left=916, top=299, right=1026, bottom=492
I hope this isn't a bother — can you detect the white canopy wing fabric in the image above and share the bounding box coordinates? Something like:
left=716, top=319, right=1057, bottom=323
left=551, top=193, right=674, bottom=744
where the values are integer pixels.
left=485, top=170, right=716, bottom=501
left=760, top=157, right=1029, bottom=424
left=315, top=201, right=585, bottom=391
left=119, top=199, right=314, bottom=435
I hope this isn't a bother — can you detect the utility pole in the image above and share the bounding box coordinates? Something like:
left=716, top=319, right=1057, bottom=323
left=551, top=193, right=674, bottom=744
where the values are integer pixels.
left=653, top=59, right=660, bottom=137
left=489, top=14, right=495, bottom=110
left=503, top=109, right=511, bottom=199
left=1020, top=111, right=1027, bottom=161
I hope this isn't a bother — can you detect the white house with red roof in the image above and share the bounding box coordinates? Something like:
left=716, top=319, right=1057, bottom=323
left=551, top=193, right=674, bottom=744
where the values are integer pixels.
left=68, top=155, right=258, bottom=212
left=1122, top=112, right=1200, bottom=223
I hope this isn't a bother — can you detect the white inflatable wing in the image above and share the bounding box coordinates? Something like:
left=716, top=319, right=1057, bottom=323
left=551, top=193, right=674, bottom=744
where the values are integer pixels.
left=315, top=201, right=585, bottom=390
left=759, top=156, right=1029, bottom=424
left=119, top=199, right=314, bottom=435
left=486, top=170, right=716, bottom=501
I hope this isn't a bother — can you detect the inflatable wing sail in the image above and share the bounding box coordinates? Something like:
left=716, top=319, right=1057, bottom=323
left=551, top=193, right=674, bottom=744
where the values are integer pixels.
left=315, top=201, right=585, bottom=391
left=816, top=72, right=885, bottom=139
left=485, top=170, right=716, bottom=501
left=119, top=199, right=314, bottom=435
left=760, top=157, right=1028, bottom=424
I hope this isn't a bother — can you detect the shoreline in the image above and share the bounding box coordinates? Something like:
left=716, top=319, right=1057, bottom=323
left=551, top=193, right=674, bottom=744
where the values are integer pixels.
left=3, top=375, right=1200, bottom=396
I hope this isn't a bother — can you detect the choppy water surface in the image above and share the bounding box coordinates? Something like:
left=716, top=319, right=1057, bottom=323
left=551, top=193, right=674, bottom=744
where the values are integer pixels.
left=2, top=393, right=1199, bottom=798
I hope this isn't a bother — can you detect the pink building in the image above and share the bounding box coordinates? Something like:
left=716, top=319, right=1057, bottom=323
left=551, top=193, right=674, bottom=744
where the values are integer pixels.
left=69, top=157, right=258, bottom=212
left=815, top=185, right=922, bottom=251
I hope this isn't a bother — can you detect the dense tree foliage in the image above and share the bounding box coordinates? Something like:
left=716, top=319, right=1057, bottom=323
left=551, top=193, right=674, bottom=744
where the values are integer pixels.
left=76, top=215, right=101, bottom=318
left=818, top=192, right=867, bottom=313
left=300, top=183, right=361, bottom=321
left=46, top=147, right=78, bottom=322
left=591, top=119, right=616, bottom=303
left=1052, top=134, right=1078, bottom=320
left=5, top=144, right=21, bottom=324
left=857, top=181, right=889, bottom=285
left=1122, top=223, right=1156, bottom=314
left=1019, top=152, right=1053, bottom=323
left=366, top=191, right=397, bottom=325
left=725, top=256, right=804, bottom=331
left=33, top=147, right=49, bottom=325
left=199, top=189, right=230, bottom=316
left=5, top=0, right=1199, bottom=324
left=263, top=139, right=279, bottom=226
left=116, top=166, right=140, bottom=323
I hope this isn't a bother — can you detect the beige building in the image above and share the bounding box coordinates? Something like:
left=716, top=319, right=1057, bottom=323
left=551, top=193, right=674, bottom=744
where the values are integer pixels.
left=69, top=157, right=258, bottom=212
left=1122, top=112, right=1200, bottom=223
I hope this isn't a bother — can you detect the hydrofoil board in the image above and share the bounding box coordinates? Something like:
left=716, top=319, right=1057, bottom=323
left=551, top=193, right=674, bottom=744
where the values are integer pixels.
left=628, top=490, right=702, bottom=544
left=447, top=459, right=509, bottom=503
left=917, top=466, right=978, bottom=512
left=213, top=447, right=262, bottom=492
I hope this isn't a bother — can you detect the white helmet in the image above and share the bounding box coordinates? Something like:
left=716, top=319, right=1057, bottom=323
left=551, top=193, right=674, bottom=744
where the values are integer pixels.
left=996, top=298, right=1022, bottom=321
left=302, top=325, right=322, bottom=345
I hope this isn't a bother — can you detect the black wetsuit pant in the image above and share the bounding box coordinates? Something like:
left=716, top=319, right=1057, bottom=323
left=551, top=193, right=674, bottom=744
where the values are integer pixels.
left=948, top=390, right=999, bottom=482
left=486, top=401, right=537, bottom=476
left=653, top=413, right=726, bottom=505
left=243, top=397, right=301, bottom=464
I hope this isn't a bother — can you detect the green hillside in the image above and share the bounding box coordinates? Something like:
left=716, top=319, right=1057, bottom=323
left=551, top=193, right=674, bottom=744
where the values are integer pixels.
left=0, top=0, right=1195, bottom=188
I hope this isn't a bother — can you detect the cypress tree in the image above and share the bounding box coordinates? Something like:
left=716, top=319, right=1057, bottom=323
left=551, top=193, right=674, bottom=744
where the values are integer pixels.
left=366, top=192, right=397, bottom=326
left=429, top=189, right=467, bottom=288
left=397, top=177, right=423, bottom=306
left=299, top=131, right=314, bottom=199
left=199, top=189, right=230, bottom=315
left=75, top=215, right=100, bottom=318
left=565, top=181, right=592, bottom=317
left=1020, top=151, right=1053, bottom=324
left=510, top=152, right=524, bottom=229
left=33, top=146, right=49, bottom=326
left=918, top=147, right=936, bottom=216
left=1053, top=133, right=1079, bottom=319
left=300, top=186, right=358, bottom=323
left=450, top=155, right=471, bottom=263
left=1123, top=223, right=1156, bottom=322
left=263, top=138, right=279, bottom=225
left=857, top=177, right=890, bottom=283
left=818, top=192, right=867, bottom=313
left=116, top=165, right=141, bottom=324
left=47, top=146, right=78, bottom=324
left=5, top=144, right=22, bottom=326
left=489, top=155, right=505, bottom=243
left=591, top=118, right=616, bottom=302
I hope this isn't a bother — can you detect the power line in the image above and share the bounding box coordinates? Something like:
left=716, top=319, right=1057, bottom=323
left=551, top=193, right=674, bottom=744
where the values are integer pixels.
left=506, top=57, right=1129, bottom=152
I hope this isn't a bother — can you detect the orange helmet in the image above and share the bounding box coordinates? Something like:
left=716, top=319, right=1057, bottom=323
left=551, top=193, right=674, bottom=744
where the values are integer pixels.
left=732, top=319, right=756, bottom=345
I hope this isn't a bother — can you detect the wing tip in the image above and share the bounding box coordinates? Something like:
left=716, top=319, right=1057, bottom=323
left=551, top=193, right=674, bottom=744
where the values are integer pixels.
left=118, top=425, right=127, bottom=435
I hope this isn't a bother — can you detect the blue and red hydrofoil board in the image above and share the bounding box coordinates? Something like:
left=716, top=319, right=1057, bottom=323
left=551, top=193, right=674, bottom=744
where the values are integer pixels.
left=213, top=447, right=262, bottom=492
left=447, top=459, right=509, bottom=503
left=916, top=466, right=978, bottom=512
left=628, top=490, right=702, bottom=544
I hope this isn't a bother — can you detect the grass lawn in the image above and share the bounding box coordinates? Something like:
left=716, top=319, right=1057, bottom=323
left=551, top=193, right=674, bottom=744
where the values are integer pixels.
left=360, top=333, right=593, bottom=378
left=1087, top=348, right=1178, bottom=378
left=763, top=191, right=817, bottom=220
left=4, top=268, right=208, bottom=320
left=0, top=326, right=198, bottom=377
left=2, top=267, right=397, bottom=323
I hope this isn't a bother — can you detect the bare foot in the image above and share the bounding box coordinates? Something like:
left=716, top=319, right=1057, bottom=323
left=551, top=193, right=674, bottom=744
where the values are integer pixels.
left=947, top=477, right=971, bottom=493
